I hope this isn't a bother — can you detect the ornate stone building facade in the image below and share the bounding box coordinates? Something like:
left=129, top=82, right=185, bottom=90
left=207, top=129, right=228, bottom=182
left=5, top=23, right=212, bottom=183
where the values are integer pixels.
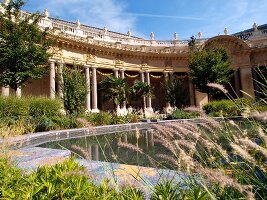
left=1, top=7, right=267, bottom=112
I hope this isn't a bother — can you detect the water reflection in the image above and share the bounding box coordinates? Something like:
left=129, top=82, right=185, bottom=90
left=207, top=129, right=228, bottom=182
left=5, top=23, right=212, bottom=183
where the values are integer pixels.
left=39, top=129, right=171, bottom=169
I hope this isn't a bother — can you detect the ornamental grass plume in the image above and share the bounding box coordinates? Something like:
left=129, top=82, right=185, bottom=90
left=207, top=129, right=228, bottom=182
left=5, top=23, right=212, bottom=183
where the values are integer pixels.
left=230, top=143, right=257, bottom=164
left=199, top=167, right=254, bottom=198
left=207, top=83, right=228, bottom=94
left=258, top=127, right=267, bottom=145
left=117, top=142, right=144, bottom=154
left=238, top=137, right=267, bottom=159
left=156, top=154, right=180, bottom=168
left=72, top=145, right=92, bottom=160
left=251, top=111, right=267, bottom=121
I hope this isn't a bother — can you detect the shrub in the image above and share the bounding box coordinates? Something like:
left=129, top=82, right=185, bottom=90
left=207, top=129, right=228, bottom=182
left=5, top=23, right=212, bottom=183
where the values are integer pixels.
left=0, top=96, right=28, bottom=118
left=0, top=157, right=144, bottom=199
left=166, top=109, right=199, bottom=120
left=62, top=67, right=88, bottom=115
left=0, top=96, right=62, bottom=118
left=86, top=112, right=113, bottom=126
left=203, top=98, right=252, bottom=117
left=28, top=97, right=62, bottom=118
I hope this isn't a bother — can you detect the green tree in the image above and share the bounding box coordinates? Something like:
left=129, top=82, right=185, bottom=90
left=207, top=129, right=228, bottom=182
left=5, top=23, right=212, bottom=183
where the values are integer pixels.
left=0, top=0, right=54, bottom=92
left=162, top=77, right=188, bottom=108
left=62, top=67, right=88, bottom=115
left=188, top=47, right=232, bottom=98
left=130, top=80, right=153, bottom=117
left=99, top=75, right=128, bottom=113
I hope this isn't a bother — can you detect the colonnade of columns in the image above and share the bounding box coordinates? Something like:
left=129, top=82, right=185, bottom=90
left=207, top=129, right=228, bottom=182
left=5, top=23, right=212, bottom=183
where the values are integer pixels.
left=1, top=59, right=255, bottom=112
left=47, top=61, right=257, bottom=112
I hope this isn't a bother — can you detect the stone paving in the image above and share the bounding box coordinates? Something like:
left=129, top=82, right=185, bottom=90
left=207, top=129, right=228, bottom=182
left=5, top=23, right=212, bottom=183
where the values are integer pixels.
left=11, top=147, right=188, bottom=194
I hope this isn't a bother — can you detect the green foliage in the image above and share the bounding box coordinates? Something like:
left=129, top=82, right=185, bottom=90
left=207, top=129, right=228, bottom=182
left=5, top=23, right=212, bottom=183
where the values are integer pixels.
left=0, top=0, right=54, bottom=91
left=162, top=77, right=188, bottom=108
left=188, top=47, right=232, bottom=96
left=86, top=112, right=113, bottom=126
left=166, top=109, right=199, bottom=120
left=203, top=98, right=252, bottom=117
left=0, top=157, right=144, bottom=199
left=151, top=181, right=180, bottom=200
left=100, top=76, right=128, bottom=108
left=85, top=112, right=141, bottom=126
left=62, top=67, right=88, bottom=115
left=130, top=80, right=153, bottom=115
left=0, top=96, right=81, bottom=136
left=0, top=96, right=61, bottom=118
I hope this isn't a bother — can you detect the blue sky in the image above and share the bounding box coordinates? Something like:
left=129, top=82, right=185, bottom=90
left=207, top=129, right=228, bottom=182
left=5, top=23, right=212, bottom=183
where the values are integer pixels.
left=23, top=0, right=267, bottom=40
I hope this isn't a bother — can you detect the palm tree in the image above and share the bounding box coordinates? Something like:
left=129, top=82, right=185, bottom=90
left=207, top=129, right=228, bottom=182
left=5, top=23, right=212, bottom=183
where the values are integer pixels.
left=130, top=80, right=153, bottom=117
left=162, top=77, right=188, bottom=108
left=99, top=76, right=128, bottom=114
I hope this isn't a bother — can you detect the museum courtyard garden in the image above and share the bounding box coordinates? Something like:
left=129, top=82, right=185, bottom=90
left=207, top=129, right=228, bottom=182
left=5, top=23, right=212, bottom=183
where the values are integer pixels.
left=0, top=0, right=267, bottom=199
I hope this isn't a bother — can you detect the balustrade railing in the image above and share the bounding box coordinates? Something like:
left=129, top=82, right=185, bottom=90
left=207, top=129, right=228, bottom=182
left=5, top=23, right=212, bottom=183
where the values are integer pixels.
left=19, top=11, right=267, bottom=48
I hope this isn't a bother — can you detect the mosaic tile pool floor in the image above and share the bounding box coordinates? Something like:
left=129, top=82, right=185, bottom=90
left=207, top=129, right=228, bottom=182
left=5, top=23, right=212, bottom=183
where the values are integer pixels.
left=11, top=147, right=188, bottom=197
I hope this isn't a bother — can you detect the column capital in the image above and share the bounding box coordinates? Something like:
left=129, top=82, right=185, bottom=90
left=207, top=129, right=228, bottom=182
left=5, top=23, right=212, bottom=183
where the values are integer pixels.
left=91, top=65, right=97, bottom=69
left=163, top=71, right=169, bottom=77
left=84, top=64, right=91, bottom=69
left=49, top=59, right=56, bottom=63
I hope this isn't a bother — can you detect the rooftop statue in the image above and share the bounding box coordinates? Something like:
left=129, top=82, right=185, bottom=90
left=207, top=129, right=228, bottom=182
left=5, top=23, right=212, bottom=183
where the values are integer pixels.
left=173, top=32, right=178, bottom=40
left=44, top=9, right=49, bottom=18
left=150, top=32, right=155, bottom=40
left=76, top=19, right=81, bottom=29
left=198, top=31, right=202, bottom=39
left=224, top=28, right=228, bottom=35
left=253, top=22, right=258, bottom=31
left=127, top=30, right=132, bottom=37
left=103, top=26, right=108, bottom=35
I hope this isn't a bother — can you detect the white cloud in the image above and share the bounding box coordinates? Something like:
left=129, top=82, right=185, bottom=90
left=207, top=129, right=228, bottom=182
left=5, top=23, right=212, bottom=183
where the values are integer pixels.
left=32, top=0, right=137, bottom=35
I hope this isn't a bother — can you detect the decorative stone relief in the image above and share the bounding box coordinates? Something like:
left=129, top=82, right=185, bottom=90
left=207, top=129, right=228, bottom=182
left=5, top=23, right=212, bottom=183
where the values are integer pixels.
left=86, top=54, right=96, bottom=62
left=115, top=59, right=125, bottom=66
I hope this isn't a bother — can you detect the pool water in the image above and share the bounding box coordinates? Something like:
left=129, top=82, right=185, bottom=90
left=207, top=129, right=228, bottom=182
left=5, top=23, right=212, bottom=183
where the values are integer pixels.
left=39, top=129, right=173, bottom=169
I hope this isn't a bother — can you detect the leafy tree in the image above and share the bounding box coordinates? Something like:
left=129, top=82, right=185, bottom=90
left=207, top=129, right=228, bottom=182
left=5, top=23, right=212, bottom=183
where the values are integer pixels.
left=130, top=80, right=153, bottom=116
left=188, top=35, right=196, bottom=50
left=62, top=67, right=88, bottom=115
left=162, top=77, right=188, bottom=108
left=188, top=47, right=232, bottom=97
left=0, top=0, right=54, bottom=92
left=99, top=75, right=128, bottom=113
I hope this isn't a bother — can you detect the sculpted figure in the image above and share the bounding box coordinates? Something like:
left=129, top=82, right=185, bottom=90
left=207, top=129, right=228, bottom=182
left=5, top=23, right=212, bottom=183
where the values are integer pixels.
left=150, top=32, right=155, bottom=40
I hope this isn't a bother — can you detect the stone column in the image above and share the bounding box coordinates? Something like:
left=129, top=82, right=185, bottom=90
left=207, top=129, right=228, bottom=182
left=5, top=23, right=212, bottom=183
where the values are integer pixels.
left=188, top=79, right=195, bottom=106
left=146, top=71, right=152, bottom=110
left=93, top=145, right=99, bottom=161
left=113, top=68, right=119, bottom=78
left=234, top=69, right=241, bottom=98
left=49, top=61, right=56, bottom=99
left=87, top=144, right=92, bottom=160
left=1, top=87, right=9, bottom=96
left=85, top=66, right=91, bottom=111
left=113, top=69, right=120, bottom=113
left=240, top=67, right=255, bottom=98
left=16, top=87, right=21, bottom=97
left=164, top=72, right=171, bottom=108
left=120, top=70, right=127, bottom=110
left=58, top=62, right=64, bottom=100
left=91, top=66, right=99, bottom=112
left=140, top=71, right=146, bottom=109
